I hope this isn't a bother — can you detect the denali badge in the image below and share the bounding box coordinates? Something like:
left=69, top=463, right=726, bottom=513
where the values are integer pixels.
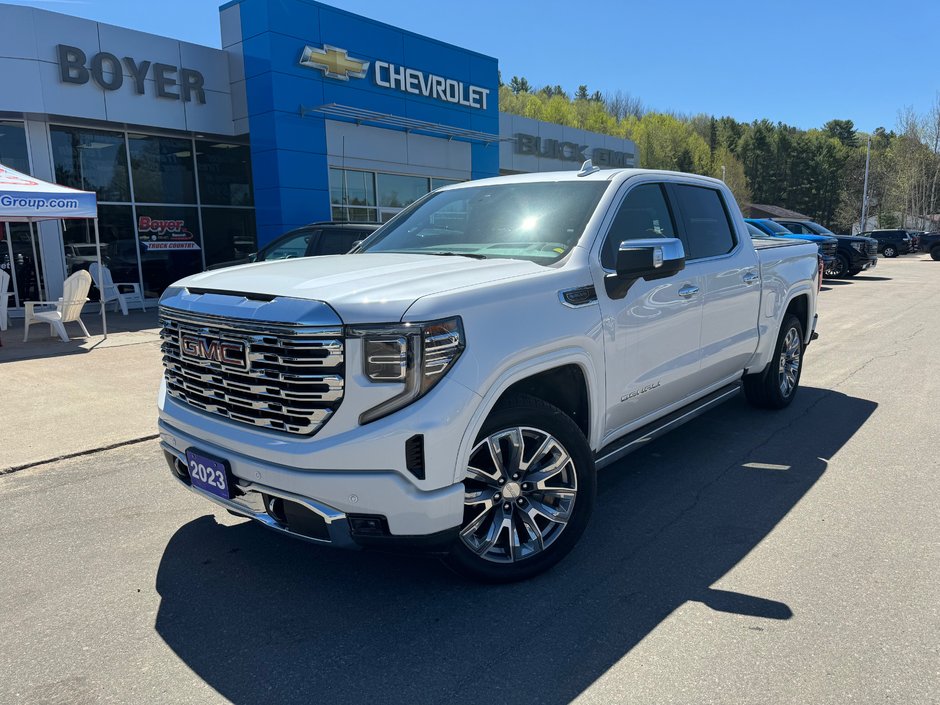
left=180, top=334, right=248, bottom=370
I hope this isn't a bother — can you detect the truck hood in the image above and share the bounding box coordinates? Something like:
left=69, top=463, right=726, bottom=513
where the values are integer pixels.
left=173, top=253, right=547, bottom=323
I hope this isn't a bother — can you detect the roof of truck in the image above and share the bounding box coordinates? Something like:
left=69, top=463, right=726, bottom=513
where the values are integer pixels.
left=440, top=168, right=726, bottom=189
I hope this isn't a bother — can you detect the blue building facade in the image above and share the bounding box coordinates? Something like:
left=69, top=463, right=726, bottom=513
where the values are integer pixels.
left=221, top=0, right=500, bottom=246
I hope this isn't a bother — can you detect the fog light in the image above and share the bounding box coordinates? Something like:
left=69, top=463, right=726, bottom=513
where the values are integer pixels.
left=349, top=515, right=389, bottom=536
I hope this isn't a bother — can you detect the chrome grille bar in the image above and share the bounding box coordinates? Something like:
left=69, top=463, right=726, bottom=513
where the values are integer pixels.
left=160, top=306, right=345, bottom=436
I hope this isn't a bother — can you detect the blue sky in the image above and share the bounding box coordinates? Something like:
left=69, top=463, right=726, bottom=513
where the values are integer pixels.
left=11, top=0, right=940, bottom=132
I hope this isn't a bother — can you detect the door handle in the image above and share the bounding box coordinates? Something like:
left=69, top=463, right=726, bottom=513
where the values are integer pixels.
left=678, top=285, right=700, bottom=298
left=743, top=272, right=760, bottom=285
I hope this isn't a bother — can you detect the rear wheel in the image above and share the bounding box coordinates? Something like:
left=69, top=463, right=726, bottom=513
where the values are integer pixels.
left=883, top=245, right=898, bottom=258
left=744, top=314, right=804, bottom=410
left=444, top=395, right=595, bottom=583
left=826, top=254, right=849, bottom=278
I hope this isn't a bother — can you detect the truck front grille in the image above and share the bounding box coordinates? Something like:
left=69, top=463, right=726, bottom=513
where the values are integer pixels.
left=820, top=240, right=838, bottom=257
left=866, top=240, right=878, bottom=256
left=160, top=308, right=344, bottom=436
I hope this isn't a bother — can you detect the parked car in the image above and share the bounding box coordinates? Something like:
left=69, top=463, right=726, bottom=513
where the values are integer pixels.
left=920, top=231, right=940, bottom=259
left=858, top=229, right=913, bottom=258
left=64, top=242, right=109, bottom=274
left=207, top=221, right=379, bottom=270
left=158, top=168, right=820, bottom=582
left=745, top=218, right=837, bottom=266
left=774, top=219, right=878, bottom=278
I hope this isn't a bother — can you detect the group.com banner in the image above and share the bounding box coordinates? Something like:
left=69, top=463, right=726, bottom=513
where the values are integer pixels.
left=0, top=192, right=97, bottom=219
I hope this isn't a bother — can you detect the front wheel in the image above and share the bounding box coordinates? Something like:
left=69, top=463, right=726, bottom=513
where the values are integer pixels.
left=444, top=395, right=596, bottom=583
left=931, top=246, right=940, bottom=261
left=744, top=314, right=804, bottom=410
left=825, top=254, right=849, bottom=278
left=883, top=245, right=898, bottom=258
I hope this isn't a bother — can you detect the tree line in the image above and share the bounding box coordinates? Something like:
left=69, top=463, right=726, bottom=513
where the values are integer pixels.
left=500, top=76, right=940, bottom=232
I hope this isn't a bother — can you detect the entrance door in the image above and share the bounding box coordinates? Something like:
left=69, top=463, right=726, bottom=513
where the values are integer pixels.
left=1, top=222, right=45, bottom=307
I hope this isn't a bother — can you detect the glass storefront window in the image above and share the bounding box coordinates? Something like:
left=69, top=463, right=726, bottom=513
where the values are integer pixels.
left=50, top=126, right=130, bottom=202
left=197, top=141, right=252, bottom=206
left=330, top=168, right=378, bottom=222
left=378, top=173, right=429, bottom=209
left=128, top=134, right=196, bottom=204
left=135, top=206, right=203, bottom=297
left=432, top=178, right=460, bottom=190
left=0, top=121, right=30, bottom=174
left=62, top=205, right=137, bottom=293
left=1, top=223, right=44, bottom=306
left=201, top=207, right=257, bottom=267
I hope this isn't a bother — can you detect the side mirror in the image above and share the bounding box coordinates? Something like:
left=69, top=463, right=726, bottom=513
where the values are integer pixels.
left=616, top=237, right=685, bottom=281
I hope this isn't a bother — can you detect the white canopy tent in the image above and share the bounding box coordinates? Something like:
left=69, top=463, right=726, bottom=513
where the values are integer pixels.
left=0, top=162, right=109, bottom=338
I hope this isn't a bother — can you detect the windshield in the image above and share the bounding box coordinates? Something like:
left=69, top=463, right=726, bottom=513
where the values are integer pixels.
left=808, top=222, right=835, bottom=235
left=358, top=181, right=610, bottom=265
left=746, top=223, right=767, bottom=238
left=760, top=220, right=794, bottom=235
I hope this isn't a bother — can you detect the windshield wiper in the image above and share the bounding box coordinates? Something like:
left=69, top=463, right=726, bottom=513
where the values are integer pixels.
left=426, top=251, right=488, bottom=260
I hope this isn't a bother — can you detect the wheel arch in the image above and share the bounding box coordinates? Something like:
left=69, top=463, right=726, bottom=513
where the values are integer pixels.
left=784, top=293, right=811, bottom=341
left=453, top=351, right=601, bottom=484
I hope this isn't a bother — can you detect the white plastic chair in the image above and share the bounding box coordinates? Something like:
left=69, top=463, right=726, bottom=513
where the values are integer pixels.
left=89, top=262, right=146, bottom=315
left=23, top=269, right=92, bottom=342
left=0, top=268, right=11, bottom=331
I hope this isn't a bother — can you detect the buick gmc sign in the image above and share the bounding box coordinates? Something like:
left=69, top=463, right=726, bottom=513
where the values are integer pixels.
left=56, top=44, right=206, bottom=103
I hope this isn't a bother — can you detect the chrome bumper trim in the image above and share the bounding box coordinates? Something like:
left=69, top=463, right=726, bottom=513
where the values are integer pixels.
left=162, top=442, right=357, bottom=549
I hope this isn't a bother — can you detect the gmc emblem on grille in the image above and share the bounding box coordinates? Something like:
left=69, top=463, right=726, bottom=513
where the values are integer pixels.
left=180, top=334, right=248, bottom=369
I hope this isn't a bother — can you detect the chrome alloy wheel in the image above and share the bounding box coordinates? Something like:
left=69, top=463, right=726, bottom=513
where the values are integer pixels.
left=460, top=427, right=577, bottom=563
left=778, top=327, right=802, bottom=397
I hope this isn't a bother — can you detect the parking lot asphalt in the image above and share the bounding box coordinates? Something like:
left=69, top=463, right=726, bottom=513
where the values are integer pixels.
left=1, top=254, right=938, bottom=705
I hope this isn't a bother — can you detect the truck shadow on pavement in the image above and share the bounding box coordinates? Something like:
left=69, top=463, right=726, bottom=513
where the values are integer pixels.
left=154, top=386, right=876, bottom=705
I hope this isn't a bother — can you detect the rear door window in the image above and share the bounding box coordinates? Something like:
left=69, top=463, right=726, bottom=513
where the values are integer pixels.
left=670, top=185, right=737, bottom=259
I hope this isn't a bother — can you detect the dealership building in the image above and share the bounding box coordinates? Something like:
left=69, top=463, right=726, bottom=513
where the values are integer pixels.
left=0, top=0, right=636, bottom=306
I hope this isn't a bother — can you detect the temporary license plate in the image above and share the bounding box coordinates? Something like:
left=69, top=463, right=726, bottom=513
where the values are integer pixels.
left=185, top=449, right=233, bottom=500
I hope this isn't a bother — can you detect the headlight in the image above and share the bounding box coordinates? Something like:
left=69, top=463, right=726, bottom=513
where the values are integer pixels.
left=850, top=241, right=865, bottom=252
left=159, top=285, right=185, bottom=303
left=351, top=317, right=465, bottom=424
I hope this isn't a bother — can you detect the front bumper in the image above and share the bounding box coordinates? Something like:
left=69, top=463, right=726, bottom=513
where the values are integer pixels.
left=159, top=420, right=465, bottom=544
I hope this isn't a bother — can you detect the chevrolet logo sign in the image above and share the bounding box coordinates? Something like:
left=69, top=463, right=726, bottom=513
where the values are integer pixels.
left=299, top=44, right=369, bottom=81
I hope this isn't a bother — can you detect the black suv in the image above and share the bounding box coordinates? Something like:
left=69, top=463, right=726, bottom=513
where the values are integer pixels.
left=775, top=219, right=878, bottom=278
left=207, top=221, right=380, bottom=270
left=921, top=231, right=940, bottom=260
left=858, top=229, right=913, bottom=258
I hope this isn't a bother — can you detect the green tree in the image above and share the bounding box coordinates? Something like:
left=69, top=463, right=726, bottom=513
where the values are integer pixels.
left=509, top=76, right=531, bottom=94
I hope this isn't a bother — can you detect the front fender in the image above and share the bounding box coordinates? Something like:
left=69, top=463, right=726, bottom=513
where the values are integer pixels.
left=451, top=348, right=602, bottom=484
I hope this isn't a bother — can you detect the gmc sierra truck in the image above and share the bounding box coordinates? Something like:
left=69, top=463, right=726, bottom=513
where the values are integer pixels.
left=158, top=166, right=820, bottom=582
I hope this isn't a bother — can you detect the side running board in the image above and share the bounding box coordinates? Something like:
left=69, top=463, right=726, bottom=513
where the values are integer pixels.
left=594, top=383, right=742, bottom=470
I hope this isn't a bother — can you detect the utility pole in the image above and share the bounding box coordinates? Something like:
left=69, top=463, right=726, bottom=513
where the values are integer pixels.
left=860, top=134, right=872, bottom=232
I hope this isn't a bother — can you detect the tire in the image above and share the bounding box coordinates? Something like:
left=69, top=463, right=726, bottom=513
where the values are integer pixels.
left=744, top=314, right=804, bottom=410
left=825, top=254, right=849, bottom=278
left=931, top=247, right=940, bottom=261
left=848, top=268, right=862, bottom=276
left=883, top=245, right=898, bottom=258
left=443, top=394, right=596, bottom=583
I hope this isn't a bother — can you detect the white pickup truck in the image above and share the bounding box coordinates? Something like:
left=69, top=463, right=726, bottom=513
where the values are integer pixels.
left=158, top=165, right=820, bottom=582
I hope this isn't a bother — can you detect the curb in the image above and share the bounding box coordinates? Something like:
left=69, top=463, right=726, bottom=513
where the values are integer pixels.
left=2, top=435, right=160, bottom=476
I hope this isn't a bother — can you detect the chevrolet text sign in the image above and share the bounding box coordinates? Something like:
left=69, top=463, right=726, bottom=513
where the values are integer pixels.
left=300, top=44, right=490, bottom=110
